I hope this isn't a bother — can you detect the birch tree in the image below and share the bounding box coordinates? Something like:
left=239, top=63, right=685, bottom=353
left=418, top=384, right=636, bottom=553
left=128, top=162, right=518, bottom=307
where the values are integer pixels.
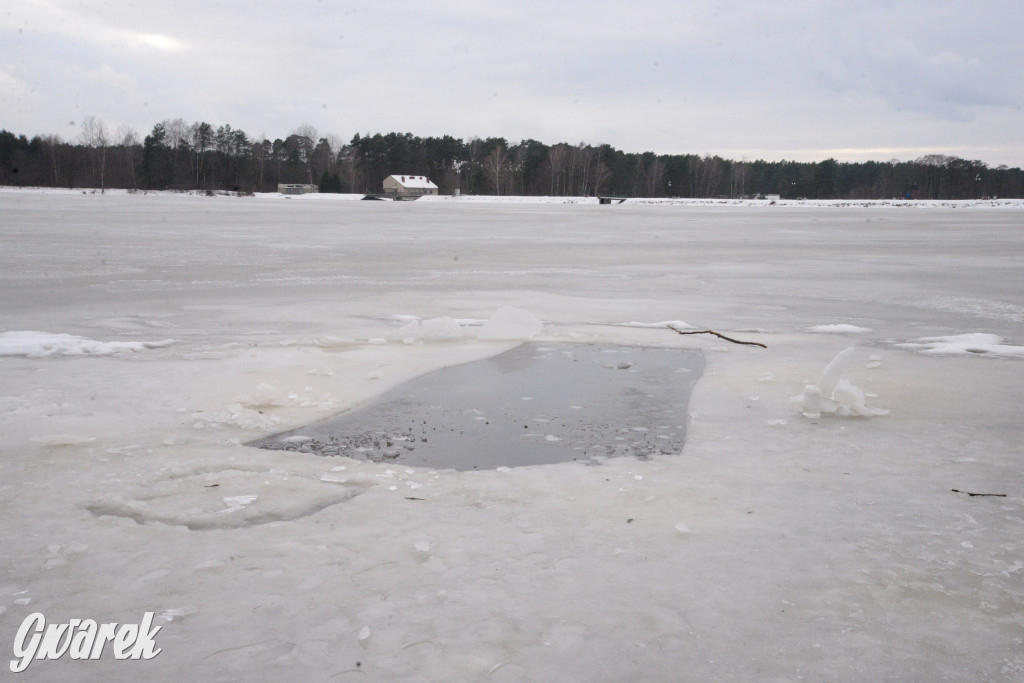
left=79, top=115, right=109, bottom=192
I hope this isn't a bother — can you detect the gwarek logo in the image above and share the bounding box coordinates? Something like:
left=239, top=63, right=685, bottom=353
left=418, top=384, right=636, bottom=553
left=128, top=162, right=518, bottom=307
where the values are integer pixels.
left=10, top=612, right=162, bottom=673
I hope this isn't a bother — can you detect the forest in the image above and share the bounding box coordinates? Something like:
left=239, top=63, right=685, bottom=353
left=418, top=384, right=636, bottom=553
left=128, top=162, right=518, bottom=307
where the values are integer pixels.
left=2, top=117, right=1022, bottom=199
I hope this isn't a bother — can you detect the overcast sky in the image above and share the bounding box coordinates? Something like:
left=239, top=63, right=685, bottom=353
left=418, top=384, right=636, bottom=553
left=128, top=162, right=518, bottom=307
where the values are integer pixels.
left=3, top=0, right=1022, bottom=165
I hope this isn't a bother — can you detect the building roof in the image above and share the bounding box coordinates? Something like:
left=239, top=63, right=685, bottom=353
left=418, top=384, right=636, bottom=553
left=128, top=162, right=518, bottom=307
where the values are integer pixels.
left=386, top=175, right=437, bottom=189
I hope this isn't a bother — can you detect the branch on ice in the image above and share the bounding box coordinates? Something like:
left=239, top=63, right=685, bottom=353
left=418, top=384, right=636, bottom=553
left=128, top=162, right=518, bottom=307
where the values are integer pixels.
left=667, top=325, right=767, bottom=348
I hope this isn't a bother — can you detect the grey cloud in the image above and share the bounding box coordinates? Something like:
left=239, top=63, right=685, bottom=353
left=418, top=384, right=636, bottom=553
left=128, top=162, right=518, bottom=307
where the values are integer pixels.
left=1, top=0, right=1022, bottom=165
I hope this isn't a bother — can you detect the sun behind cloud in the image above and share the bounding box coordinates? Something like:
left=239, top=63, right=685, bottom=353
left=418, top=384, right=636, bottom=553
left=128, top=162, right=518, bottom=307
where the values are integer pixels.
left=135, top=33, right=186, bottom=52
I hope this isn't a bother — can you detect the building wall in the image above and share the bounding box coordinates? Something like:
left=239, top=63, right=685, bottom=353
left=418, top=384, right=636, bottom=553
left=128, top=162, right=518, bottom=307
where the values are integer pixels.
left=382, top=176, right=438, bottom=198
left=278, top=184, right=319, bottom=195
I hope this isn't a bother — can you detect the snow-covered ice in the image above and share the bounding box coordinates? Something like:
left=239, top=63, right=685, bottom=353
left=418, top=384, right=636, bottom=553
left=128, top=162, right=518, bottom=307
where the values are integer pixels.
left=1, top=190, right=1023, bottom=681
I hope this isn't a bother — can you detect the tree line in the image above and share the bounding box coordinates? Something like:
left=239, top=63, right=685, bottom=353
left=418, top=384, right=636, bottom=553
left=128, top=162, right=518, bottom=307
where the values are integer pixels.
left=2, top=118, right=1022, bottom=199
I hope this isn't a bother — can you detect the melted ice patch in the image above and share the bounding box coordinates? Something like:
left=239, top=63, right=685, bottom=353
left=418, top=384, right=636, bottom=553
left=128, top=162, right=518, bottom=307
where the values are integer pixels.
left=254, top=343, right=703, bottom=470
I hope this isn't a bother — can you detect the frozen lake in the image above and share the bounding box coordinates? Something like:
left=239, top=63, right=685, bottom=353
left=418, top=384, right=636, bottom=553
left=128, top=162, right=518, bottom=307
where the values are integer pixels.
left=1, top=191, right=1023, bottom=680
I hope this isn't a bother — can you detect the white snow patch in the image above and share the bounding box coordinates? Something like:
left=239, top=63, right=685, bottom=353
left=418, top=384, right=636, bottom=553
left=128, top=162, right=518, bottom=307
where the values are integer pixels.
left=0, top=331, right=175, bottom=357
left=808, top=324, right=872, bottom=334
left=620, top=320, right=695, bottom=330
left=897, top=333, right=1024, bottom=357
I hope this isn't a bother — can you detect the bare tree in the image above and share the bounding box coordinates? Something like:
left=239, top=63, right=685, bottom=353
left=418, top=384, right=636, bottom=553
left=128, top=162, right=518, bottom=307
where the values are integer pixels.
left=325, top=133, right=345, bottom=160
left=570, top=144, right=593, bottom=195
left=590, top=146, right=611, bottom=196
left=117, top=125, right=139, bottom=190
left=645, top=155, right=665, bottom=197
left=338, top=143, right=361, bottom=193
left=547, top=144, right=568, bottom=195
left=39, top=134, right=63, bottom=186
left=483, top=144, right=509, bottom=195
left=80, top=115, right=109, bottom=192
left=291, top=124, right=319, bottom=146
left=511, top=143, right=529, bottom=195
left=162, top=118, right=190, bottom=149
left=729, top=157, right=749, bottom=198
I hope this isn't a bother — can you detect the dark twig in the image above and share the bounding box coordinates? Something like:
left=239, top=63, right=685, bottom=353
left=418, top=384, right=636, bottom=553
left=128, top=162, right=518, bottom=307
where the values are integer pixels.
left=952, top=489, right=1007, bottom=498
left=668, top=325, right=767, bottom=348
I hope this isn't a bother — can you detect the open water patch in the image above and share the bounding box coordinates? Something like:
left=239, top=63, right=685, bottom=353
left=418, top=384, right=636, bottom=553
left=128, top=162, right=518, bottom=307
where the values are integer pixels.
left=252, top=343, right=704, bottom=470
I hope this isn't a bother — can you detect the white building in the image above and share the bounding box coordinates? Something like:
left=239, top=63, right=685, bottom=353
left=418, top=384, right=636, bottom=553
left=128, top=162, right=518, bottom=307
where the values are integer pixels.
left=382, top=175, right=438, bottom=200
left=278, top=183, right=318, bottom=195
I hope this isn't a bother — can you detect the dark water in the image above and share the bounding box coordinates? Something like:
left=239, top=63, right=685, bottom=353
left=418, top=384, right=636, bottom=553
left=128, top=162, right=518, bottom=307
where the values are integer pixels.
left=251, top=343, right=703, bottom=470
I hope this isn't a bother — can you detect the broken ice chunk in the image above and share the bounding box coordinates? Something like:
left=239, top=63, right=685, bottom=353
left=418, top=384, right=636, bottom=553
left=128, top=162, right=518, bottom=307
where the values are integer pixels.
left=792, top=348, right=887, bottom=419
left=817, top=346, right=856, bottom=397
left=800, top=384, right=822, bottom=422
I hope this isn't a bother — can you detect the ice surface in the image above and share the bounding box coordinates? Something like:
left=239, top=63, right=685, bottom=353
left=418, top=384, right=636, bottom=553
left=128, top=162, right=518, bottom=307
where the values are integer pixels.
left=388, top=316, right=465, bottom=343
left=476, top=306, right=543, bottom=340
left=2, top=191, right=1023, bottom=681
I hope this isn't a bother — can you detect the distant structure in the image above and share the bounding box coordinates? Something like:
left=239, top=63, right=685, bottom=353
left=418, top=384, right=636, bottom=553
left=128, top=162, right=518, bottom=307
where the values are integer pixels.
left=278, top=183, right=318, bottom=195
left=382, top=175, right=438, bottom=200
